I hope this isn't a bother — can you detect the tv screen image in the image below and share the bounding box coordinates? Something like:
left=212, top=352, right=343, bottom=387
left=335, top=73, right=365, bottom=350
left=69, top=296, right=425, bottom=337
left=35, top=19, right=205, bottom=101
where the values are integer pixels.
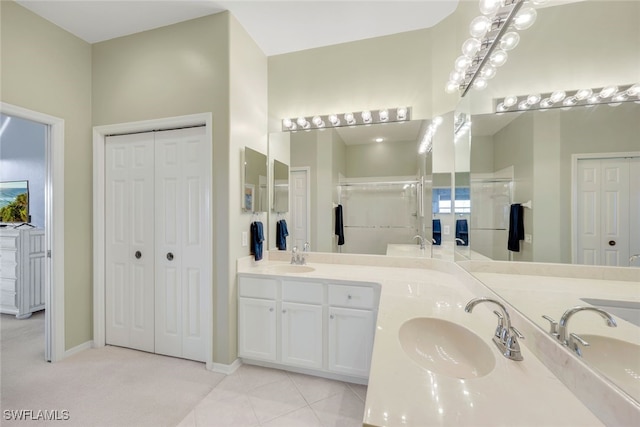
left=0, top=180, right=29, bottom=223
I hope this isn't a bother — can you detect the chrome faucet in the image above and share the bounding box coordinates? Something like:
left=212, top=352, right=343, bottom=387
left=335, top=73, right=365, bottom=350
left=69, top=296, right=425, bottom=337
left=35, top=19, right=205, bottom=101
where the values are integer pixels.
left=291, top=243, right=309, bottom=265
left=455, top=238, right=466, bottom=245
left=465, top=297, right=524, bottom=361
left=412, top=235, right=426, bottom=250
left=543, top=306, right=617, bottom=356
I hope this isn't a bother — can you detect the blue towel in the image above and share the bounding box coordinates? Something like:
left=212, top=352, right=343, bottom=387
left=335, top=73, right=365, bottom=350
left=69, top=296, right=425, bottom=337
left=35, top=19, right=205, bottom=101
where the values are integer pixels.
left=250, top=221, right=265, bottom=261
left=335, top=205, right=345, bottom=246
left=432, top=219, right=442, bottom=246
left=456, top=219, right=468, bottom=246
left=276, top=220, right=289, bottom=250
left=508, top=204, right=525, bottom=252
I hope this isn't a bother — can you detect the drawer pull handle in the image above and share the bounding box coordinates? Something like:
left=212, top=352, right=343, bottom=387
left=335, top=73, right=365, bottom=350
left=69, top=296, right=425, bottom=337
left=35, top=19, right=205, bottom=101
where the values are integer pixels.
left=330, top=314, right=335, bottom=319
left=135, top=251, right=142, bottom=259
left=269, top=307, right=274, bottom=312
left=167, top=252, right=174, bottom=261
left=282, top=309, right=287, bottom=314
left=347, top=294, right=352, bottom=300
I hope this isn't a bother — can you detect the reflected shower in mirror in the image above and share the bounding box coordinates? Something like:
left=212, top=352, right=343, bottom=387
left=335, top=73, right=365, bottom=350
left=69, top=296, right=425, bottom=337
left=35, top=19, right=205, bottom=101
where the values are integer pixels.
left=274, top=119, right=434, bottom=256
left=243, top=146, right=268, bottom=213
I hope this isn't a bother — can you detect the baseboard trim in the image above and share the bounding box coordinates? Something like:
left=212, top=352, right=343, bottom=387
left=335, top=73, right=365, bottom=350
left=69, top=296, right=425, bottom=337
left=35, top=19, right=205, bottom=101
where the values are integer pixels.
left=64, top=340, right=94, bottom=359
left=210, top=358, right=241, bottom=375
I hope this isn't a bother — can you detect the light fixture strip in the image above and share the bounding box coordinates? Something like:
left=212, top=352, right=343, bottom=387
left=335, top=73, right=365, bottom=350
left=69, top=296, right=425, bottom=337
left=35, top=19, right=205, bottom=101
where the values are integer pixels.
left=282, top=107, right=411, bottom=132
left=461, top=0, right=525, bottom=97
left=495, top=83, right=639, bottom=113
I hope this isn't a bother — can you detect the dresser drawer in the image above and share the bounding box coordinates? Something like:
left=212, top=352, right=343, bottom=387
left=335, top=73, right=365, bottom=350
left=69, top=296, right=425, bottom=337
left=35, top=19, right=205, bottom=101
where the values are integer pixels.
left=0, top=236, right=19, bottom=249
left=0, top=249, right=18, bottom=264
left=328, top=284, right=375, bottom=309
left=0, top=262, right=17, bottom=280
left=239, top=276, right=277, bottom=299
left=282, top=280, right=323, bottom=304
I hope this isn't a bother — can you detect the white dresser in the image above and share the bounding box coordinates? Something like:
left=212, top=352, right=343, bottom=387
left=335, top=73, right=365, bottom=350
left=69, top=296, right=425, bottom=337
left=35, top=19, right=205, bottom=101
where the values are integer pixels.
left=0, top=227, right=46, bottom=318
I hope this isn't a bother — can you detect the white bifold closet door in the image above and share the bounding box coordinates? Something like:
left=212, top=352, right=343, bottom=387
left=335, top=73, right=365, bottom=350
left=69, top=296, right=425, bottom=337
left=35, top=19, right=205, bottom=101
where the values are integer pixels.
left=105, top=127, right=208, bottom=362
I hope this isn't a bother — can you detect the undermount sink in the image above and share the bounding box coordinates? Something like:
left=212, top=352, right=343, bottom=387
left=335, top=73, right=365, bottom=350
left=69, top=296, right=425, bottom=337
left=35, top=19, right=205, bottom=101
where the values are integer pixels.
left=264, top=264, right=315, bottom=274
left=579, top=334, right=640, bottom=401
left=398, top=317, right=495, bottom=379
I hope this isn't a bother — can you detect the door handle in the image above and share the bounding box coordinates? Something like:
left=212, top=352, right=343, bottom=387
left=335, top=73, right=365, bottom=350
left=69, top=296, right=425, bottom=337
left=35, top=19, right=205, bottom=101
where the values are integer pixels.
left=608, top=240, right=616, bottom=246
left=167, top=252, right=174, bottom=261
left=135, top=251, right=142, bottom=259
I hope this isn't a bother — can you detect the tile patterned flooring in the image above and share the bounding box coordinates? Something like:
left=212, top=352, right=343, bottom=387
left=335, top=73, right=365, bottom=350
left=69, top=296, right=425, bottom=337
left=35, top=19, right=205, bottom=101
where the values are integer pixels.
left=177, top=364, right=367, bottom=427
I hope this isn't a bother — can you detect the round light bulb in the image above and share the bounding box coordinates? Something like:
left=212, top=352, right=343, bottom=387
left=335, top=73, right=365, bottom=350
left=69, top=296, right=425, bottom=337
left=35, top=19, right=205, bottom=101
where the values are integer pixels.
left=496, top=102, right=508, bottom=112
left=612, top=93, right=628, bottom=103
left=462, top=38, right=482, bottom=58
left=503, top=95, right=518, bottom=107
left=587, top=95, right=599, bottom=105
left=540, top=98, right=553, bottom=109
left=500, top=32, right=520, bottom=51
left=312, top=116, right=324, bottom=127
left=489, top=49, right=508, bottom=67
left=574, top=88, right=593, bottom=100
left=328, top=114, right=340, bottom=126
left=397, top=107, right=408, bottom=120
left=550, top=90, right=566, bottom=103
left=479, top=0, right=503, bottom=16
left=563, top=96, right=578, bottom=107
left=361, top=110, right=372, bottom=123
left=454, top=55, right=472, bottom=72
left=469, top=16, right=491, bottom=38
left=518, top=101, right=530, bottom=110
left=378, top=109, right=389, bottom=122
left=296, top=117, right=308, bottom=128
left=450, top=70, right=465, bottom=84
left=526, top=94, right=541, bottom=105
left=446, top=81, right=460, bottom=94
left=283, top=118, right=293, bottom=129
left=626, top=83, right=640, bottom=97
left=481, top=65, right=497, bottom=80
left=344, top=112, right=355, bottom=125
left=473, top=78, right=488, bottom=90
left=599, top=85, right=618, bottom=98
left=513, top=7, right=537, bottom=30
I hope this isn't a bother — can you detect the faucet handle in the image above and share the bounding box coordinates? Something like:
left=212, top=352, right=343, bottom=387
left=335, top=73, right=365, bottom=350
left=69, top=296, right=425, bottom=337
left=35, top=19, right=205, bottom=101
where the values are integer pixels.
left=492, top=310, right=504, bottom=339
left=541, top=315, right=559, bottom=338
left=569, top=333, right=590, bottom=357
left=510, top=326, right=524, bottom=340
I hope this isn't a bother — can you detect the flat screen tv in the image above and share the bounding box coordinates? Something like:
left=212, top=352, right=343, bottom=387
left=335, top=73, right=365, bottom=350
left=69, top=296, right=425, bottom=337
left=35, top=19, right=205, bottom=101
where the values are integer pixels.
left=0, top=180, right=29, bottom=223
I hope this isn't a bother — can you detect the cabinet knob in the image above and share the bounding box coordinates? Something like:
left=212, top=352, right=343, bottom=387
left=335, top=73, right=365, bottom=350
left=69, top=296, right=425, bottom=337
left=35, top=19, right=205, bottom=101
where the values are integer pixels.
left=330, top=314, right=335, bottom=319
left=347, top=294, right=352, bottom=300
left=269, top=307, right=274, bottom=312
left=167, top=252, right=174, bottom=261
left=135, top=251, right=142, bottom=259
left=609, top=240, right=616, bottom=246
left=282, top=309, right=287, bottom=314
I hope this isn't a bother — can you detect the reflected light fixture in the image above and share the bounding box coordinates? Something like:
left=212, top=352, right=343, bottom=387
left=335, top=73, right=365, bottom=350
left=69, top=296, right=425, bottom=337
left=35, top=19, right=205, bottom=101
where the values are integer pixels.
left=495, top=83, right=639, bottom=112
left=282, top=107, right=411, bottom=131
left=418, top=116, right=443, bottom=154
left=446, top=0, right=540, bottom=97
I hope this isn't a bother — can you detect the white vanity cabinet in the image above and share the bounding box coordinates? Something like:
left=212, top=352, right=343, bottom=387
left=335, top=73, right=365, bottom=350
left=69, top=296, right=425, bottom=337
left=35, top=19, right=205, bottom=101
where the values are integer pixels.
left=237, top=274, right=379, bottom=382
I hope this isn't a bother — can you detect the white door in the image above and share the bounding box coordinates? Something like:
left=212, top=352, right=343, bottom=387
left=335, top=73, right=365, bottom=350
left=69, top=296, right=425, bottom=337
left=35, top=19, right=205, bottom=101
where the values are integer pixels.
left=105, top=127, right=209, bottom=362
left=630, top=158, right=640, bottom=266
left=577, top=157, right=633, bottom=266
left=327, top=306, right=374, bottom=377
left=290, top=168, right=309, bottom=250
left=281, top=302, right=323, bottom=369
left=238, top=297, right=277, bottom=361
left=105, top=133, right=155, bottom=352
left=154, top=127, right=209, bottom=362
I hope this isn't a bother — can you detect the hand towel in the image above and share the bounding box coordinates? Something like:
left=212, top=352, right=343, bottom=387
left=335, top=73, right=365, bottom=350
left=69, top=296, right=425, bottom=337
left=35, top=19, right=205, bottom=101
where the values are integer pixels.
left=250, top=221, right=265, bottom=261
left=508, top=204, right=525, bottom=252
left=432, top=219, right=442, bottom=246
left=456, top=219, right=469, bottom=246
left=335, top=204, right=345, bottom=246
left=276, top=219, right=289, bottom=250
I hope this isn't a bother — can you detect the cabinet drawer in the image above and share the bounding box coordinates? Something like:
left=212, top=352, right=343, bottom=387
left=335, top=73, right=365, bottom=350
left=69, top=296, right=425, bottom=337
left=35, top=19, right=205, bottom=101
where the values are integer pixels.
left=0, top=249, right=18, bottom=264
left=238, top=276, right=277, bottom=299
left=282, top=280, right=323, bottom=304
left=0, top=236, right=19, bottom=249
left=328, top=284, right=375, bottom=309
left=0, top=262, right=17, bottom=280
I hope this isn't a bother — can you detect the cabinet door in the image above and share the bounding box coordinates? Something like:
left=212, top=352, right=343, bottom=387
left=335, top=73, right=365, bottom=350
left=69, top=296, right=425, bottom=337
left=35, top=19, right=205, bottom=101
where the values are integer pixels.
left=281, top=302, right=323, bottom=369
left=238, top=297, right=277, bottom=362
left=328, top=307, right=374, bottom=378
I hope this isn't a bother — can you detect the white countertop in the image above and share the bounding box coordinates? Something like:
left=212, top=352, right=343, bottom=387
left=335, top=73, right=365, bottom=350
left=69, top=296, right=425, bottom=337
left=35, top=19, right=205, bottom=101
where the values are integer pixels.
left=238, top=254, right=603, bottom=426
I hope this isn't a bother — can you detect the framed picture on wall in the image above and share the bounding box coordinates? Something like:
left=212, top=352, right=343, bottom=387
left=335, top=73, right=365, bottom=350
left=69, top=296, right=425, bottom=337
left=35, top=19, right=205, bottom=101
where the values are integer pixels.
left=244, top=184, right=255, bottom=212
left=0, top=180, right=29, bottom=223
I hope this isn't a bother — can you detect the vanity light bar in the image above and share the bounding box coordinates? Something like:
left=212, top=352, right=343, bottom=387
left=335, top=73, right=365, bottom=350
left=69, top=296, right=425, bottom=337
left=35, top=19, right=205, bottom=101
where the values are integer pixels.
left=495, top=83, right=640, bottom=113
left=281, top=107, right=411, bottom=132
left=418, top=116, right=443, bottom=154
left=446, top=0, right=544, bottom=97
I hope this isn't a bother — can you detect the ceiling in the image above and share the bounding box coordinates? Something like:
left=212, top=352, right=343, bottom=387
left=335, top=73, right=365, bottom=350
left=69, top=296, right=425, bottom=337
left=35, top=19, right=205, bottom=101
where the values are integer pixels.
left=335, top=120, right=424, bottom=146
left=15, top=0, right=459, bottom=56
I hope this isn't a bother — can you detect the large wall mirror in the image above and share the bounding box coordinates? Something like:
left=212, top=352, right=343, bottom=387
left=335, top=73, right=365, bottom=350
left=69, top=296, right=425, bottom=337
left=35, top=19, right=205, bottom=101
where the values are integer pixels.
left=268, top=119, right=436, bottom=257
left=243, top=146, right=268, bottom=213
left=461, top=0, right=640, bottom=404
left=272, top=159, right=289, bottom=213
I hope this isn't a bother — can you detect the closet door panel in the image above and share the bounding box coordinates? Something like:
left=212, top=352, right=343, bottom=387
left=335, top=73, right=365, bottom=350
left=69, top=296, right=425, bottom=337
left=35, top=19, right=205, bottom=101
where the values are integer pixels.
left=105, top=133, right=155, bottom=353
